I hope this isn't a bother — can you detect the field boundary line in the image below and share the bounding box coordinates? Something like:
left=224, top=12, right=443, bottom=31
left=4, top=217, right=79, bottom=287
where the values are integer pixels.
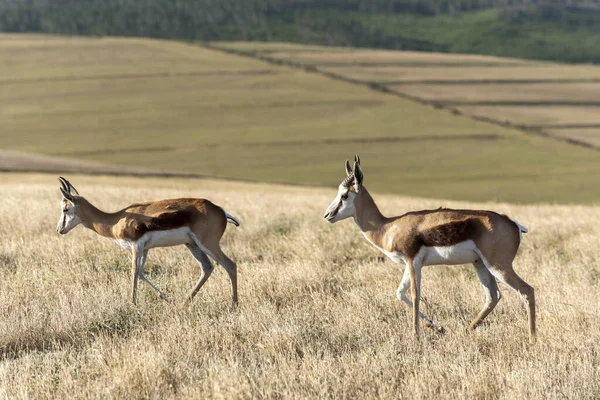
left=203, top=42, right=599, bottom=152
left=385, top=78, right=600, bottom=85
left=0, top=69, right=276, bottom=85
left=59, top=134, right=501, bottom=157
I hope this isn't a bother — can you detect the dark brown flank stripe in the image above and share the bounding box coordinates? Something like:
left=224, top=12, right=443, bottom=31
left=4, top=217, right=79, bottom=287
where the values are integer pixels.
left=74, top=197, right=228, bottom=242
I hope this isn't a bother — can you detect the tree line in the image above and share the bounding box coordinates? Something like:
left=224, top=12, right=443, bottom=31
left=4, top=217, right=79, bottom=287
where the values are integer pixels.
left=1, top=0, right=600, bottom=62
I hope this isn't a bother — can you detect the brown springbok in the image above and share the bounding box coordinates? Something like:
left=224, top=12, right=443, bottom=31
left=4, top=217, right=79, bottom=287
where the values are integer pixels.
left=324, top=156, right=535, bottom=343
left=56, top=177, right=239, bottom=305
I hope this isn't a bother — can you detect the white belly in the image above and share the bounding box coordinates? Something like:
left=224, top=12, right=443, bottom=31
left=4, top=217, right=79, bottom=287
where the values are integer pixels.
left=115, top=238, right=133, bottom=251
left=362, top=233, right=408, bottom=264
left=422, top=240, right=479, bottom=266
left=140, top=227, right=193, bottom=250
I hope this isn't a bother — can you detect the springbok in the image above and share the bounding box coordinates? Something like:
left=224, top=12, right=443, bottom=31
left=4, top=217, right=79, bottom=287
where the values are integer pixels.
left=324, top=156, right=535, bottom=343
left=56, top=177, right=239, bottom=305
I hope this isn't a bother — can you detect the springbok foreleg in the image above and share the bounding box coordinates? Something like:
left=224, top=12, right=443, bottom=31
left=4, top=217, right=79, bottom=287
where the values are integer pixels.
left=396, top=262, right=444, bottom=333
left=130, top=245, right=141, bottom=304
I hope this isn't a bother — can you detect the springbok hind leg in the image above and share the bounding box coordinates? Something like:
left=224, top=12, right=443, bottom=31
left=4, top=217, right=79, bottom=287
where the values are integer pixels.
left=187, top=233, right=238, bottom=306
left=184, top=243, right=214, bottom=305
left=469, top=258, right=501, bottom=330
left=212, top=248, right=238, bottom=306
left=488, top=264, right=536, bottom=344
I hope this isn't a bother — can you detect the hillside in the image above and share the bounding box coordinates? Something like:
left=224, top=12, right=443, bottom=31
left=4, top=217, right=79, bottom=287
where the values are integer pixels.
left=0, top=173, right=598, bottom=398
left=2, top=34, right=600, bottom=204
left=1, top=1, right=600, bottom=63
left=215, top=41, right=600, bottom=149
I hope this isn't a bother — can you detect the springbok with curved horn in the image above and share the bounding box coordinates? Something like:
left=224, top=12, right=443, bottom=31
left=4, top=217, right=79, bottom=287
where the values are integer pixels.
left=56, top=177, right=240, bottom=305
left=324, top=156, right=535, bottom=343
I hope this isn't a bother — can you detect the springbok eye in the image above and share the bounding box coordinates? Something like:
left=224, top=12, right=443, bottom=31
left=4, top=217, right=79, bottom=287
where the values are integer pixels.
left=341, top=193, right=349, bottom=200
left=63, top=208, right=69, bottom=213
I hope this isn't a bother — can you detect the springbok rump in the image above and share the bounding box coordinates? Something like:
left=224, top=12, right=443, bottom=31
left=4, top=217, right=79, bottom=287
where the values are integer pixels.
left=56, top=177, right=240, bottom=305
left=324, top=156, right=535, bottom=344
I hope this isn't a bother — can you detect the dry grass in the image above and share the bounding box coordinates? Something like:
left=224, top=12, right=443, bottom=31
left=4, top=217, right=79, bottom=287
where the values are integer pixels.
left=0, top=150, right=161, bottom=175
left=546, top=129, right=600, bottom=147
left=455, top=105, right=600, bottom=126
left=0, top=36, right=263, bottom=81
left=0, top=173, right=598, bottom=399
left=394, top=82, right=600, bottom=103
left=264, top=50, right=529, bottom=66
left=320, top=65, right=600, bottom=83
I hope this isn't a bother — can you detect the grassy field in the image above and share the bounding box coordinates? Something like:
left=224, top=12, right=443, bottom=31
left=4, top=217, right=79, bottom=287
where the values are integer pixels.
left=215, top=42, right=600, bottom=151
left=2, top=34, right=600, bottom=204
left=0, top=173, right=598, bottom=398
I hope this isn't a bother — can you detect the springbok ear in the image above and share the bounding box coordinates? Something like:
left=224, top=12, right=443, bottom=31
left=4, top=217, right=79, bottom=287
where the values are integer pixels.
left=60, top=187, right=75, bottom=203
left=354, top=161, right=363, bottom=191
left=345, top=159, right=352, bottom=176
left=354, top=154, right=361, bottom=165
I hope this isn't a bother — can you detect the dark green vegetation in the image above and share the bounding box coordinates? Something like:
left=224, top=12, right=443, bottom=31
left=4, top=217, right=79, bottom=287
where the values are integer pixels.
left=2, top=1, right=600, bottom=63
left=2, top=35, right=600, bottom=204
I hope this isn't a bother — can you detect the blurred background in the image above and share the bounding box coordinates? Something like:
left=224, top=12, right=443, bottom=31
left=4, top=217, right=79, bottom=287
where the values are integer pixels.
left=1, top=0, right=600, bottom=203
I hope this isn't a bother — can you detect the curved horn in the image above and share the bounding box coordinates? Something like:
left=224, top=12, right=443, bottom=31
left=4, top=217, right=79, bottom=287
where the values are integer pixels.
left=345, top=159, right=352, bottom=176
left=58, top=177, right=69, bottom=192
left=341, top=174, right=354, bottom=188
left=58, top=176, right=79, bottom=195
left=69, top=182, right=79, bottom=195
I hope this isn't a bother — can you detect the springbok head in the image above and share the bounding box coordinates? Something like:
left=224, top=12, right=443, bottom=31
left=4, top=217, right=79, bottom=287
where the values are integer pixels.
left=323, top=155, right=363, bottom=223
left=56, top=176, right=81, bottom=235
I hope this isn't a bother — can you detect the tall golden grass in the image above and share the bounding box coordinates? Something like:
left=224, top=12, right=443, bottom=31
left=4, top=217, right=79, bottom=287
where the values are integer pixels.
left=0, top=173, right=598, bottom=399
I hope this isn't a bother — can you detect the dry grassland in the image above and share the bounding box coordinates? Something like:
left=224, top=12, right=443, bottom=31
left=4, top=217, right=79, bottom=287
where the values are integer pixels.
left=546, top=128, right=600, bottom=148
left=454, top=105, right=600, bottom=126
left=214, top=42, right=344, bottom=54
left=320, top=65, right=600, bottom=82
left=394, top=82, right=600, bottom=103
left=262, top=51, right=529, bottom=66
left=0, top=173, right=598, bottom=399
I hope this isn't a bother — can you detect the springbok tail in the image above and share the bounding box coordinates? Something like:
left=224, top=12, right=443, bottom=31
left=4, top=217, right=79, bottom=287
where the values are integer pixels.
left=508, top=217, right=528, bottom=241
left=224, top=211, right=240, bottom=227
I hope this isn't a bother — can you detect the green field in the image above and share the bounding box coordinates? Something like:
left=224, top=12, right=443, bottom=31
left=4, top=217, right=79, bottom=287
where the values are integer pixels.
left=217, top=41, right=600, bottom=150
left=2, top=34, right=600, bottom=204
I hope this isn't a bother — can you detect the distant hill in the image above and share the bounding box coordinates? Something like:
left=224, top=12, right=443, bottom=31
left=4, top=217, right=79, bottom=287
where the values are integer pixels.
left=1, top=1, right=600, bottom=63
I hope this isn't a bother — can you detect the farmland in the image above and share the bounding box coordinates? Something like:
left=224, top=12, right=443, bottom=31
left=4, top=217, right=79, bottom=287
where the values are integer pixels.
left=0, top=173, right=599, bottom=398
left=215, top=42, right=600, bottom=150
left=2, top=34, right=600, bottom=204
